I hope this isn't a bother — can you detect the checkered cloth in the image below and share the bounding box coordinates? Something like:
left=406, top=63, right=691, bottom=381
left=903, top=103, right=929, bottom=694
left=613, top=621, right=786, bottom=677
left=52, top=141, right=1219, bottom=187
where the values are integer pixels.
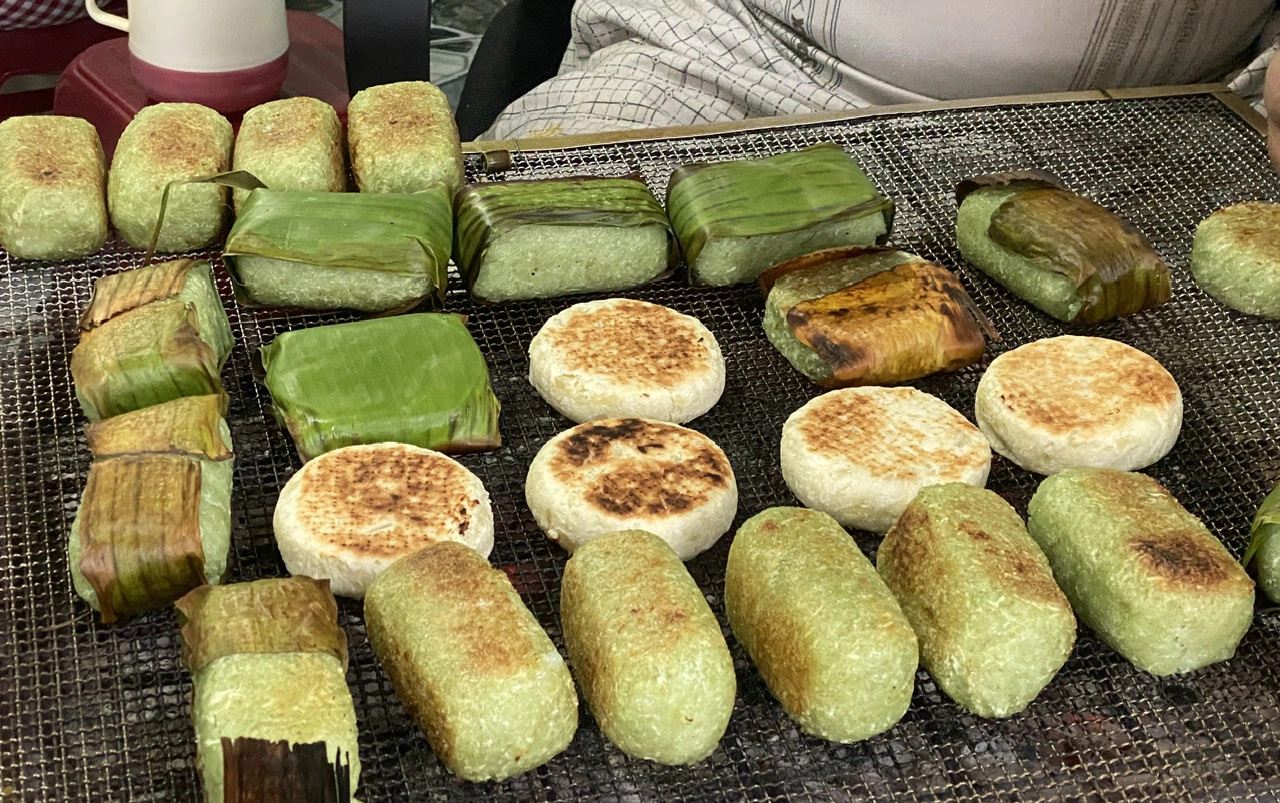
left=0, top=0, right=88, bottom=30
left=486, top=0, right=1280, bottom=140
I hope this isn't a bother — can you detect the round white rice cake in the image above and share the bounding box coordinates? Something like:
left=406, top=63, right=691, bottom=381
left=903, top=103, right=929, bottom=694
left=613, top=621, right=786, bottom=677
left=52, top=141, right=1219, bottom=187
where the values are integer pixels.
left=525, top=418, right=737, bottom=560
left=273, top=442, right=493, bottom=598
left=528, top=298, right=725, bottom=424
left=780, top=387, right=991, bottom=533
left=974, top=335, right=1182, bottom=475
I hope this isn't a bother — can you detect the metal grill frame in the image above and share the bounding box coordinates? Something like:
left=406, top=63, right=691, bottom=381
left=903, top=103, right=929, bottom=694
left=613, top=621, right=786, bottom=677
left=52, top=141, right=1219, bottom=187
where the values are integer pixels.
left=2, top=86, right=1279, bottom=803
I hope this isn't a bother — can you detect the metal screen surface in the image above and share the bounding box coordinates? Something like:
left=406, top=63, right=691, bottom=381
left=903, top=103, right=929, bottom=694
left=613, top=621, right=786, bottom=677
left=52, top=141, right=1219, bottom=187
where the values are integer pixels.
left=3, top=92, right=1280, bottom=803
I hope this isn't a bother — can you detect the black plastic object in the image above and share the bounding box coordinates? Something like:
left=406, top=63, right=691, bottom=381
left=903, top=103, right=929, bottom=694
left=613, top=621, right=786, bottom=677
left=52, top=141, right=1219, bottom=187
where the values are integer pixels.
left=455, top=0, right=574, bottom=140
left=343, top=0, right=433, bottom=94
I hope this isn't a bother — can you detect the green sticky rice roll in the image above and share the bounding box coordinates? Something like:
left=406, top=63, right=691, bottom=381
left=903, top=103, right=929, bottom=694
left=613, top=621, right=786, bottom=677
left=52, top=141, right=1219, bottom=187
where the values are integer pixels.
left=0, top=115, right=107, bottom=260
left=725, top=507, right=918, bottom=742
left=364, top=542, right=579, bottom=782
left=878, top=484, right=1076, bottom=718
left=347, top=81, right=464, bottom=196
left=70, top=299, right=225, bottom=421
left=68, top=450, right=232, bottom=622
left=665, top=143, right=893, bottom=287
left=224, top=188, right=451, bottom=312
left=177, top=577, right=359, bottom=803
left=560, top=530, right=735, bottom=764
left=1245, top=480, right=1280, bottom=603
left=1191, top=202, right=1280, bottom=318
left=259, top=313, right=500, bottom=461
left=763, top=249, right=915, bottom=380
left=232, top=97, right=346, bottom=210
left=1027, top=468, right=1254, bottom=675
left=108, top=103, right=232, bottom=252
left=453, top=175, right=676, bottom=303
left=80, top=258, right=233, bottom=367
left=954, top=172, right=1170, bottom=324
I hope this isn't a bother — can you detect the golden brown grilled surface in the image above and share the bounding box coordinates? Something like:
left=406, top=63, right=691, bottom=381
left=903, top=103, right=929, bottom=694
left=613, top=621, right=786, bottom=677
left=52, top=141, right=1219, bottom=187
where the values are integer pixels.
left=131, top=105, right=228, bottom=175
left=984, top=336, right=1178, bottom=436
left=238, top=98, right=340, bottom=154
left=2, top=116, right=103, bottom=188
left=791, top=387, right=989, bottom=483
left=1203, top=202, right=1280, bottom=257
left=291, top=444, right=485, bottom=559
left=1077, top=469, right=1249, bottom=593
left=548, top=419, right=732, bottom=519
left=539, top=299, right=715, bottom=389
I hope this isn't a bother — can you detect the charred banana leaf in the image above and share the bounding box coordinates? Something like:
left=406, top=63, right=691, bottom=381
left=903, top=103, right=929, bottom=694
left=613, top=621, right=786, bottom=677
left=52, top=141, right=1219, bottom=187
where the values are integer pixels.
left=666, top=143, right=894, bottom=287
left=85, top=394, right=231, bottom=460
left=224, top=187, right=451, bottom=312
left=453, top=175, right=676, bottom=303
left=955, top=172, right=1171, bottom=324
left=760, top=246, right=993, bottom=386
left=260, top=313, right=501, bottom=461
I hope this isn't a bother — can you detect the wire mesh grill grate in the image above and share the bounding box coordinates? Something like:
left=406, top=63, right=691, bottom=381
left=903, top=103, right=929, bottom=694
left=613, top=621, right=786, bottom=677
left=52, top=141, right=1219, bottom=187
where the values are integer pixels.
left=3, top=92, right=1280, bottom=802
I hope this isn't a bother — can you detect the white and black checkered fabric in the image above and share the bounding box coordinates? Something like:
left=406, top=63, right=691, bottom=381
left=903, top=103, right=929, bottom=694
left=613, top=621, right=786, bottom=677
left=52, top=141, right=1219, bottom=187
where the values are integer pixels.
left=0, top=0, right=87, bottom=31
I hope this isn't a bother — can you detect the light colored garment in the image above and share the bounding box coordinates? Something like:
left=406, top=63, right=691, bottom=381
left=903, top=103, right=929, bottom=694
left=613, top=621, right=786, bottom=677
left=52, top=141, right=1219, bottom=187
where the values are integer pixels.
left=487, top=0, right=1279, bottom=139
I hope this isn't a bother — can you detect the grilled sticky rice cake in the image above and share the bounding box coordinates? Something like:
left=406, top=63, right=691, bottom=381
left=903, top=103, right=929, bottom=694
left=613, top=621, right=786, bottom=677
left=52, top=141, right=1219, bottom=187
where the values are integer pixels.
left=273, top=443, right=493, bottom=598
left=528, top=299, right=725, bottom=424
left=975, top=335, right=1181, bottom=475
left=780, top=387, right=991, bottom=533
left=525, top=418, right=737, bottom=560
left=347, top=81, right=463, bottom=196
left=1191, top=202, right=1280, bottom=318
left=231, top=97, right=346, bottom=210
left=108, top=103, right=232, bottom=252
left=0, top=115, right=108, bottom=260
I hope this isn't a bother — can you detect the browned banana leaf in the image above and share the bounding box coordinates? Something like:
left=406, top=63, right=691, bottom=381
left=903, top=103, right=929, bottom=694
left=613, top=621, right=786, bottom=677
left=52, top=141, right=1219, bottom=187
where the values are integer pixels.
left=762, top=246, right=994, bottom=387
left=77, top=454, right=207, bottom=623
left=955, top=172, right=1171, bottom=324
left=176, top=576, right=348, bottom=674
left=221, top=739, right=353, bottom=803
left=86, top=395, right=231, bottom=460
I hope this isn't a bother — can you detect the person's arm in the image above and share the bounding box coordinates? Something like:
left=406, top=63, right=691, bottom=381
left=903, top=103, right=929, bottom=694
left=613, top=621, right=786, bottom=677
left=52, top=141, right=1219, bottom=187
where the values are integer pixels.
left=1269, top=51, right=1280, bottom=170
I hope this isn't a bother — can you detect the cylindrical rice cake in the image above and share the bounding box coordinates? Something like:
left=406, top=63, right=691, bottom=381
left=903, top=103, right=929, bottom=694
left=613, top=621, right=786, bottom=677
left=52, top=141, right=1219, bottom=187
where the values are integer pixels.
left=974, top=335, right=1182, bottom=475
left=525, top=418, right=737, bottom=560
left=273, top=443, right=493, bottom=598
left=780, top=387, right=991, bottom=533
left=528, top=298, right=725, bottom=424
left=560, top=530, right=735, bottom=764
left=1191, top=202, right=1280, bottom=318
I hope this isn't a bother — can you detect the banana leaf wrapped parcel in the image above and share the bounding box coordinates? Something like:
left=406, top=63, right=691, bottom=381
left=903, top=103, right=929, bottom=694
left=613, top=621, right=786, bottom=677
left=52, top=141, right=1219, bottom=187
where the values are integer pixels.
left=224, top=188, right=451, bottom=312
left=759, top=246, right=994, bottom=387
left=1246, top=481, right=1280, bottom=603
left=453, top=175, right=677, bottom=303
left=666, top=143, right=894, bottom=287
left=176, top=577, right=360, bottom=803
left=71, top=259, right=232, bottom=421
left=955, top=171, right=1171, bottom=324
left=0, top=115, right=108, bottom=260
left=68, top=395, right=234, bottom=623
left=260, top=313, right=501, bottom=461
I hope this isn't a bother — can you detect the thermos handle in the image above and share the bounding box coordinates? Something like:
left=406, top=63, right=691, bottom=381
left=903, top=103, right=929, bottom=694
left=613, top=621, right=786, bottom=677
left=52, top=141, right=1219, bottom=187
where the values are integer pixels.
left=84, top=0, right=130, bottom=31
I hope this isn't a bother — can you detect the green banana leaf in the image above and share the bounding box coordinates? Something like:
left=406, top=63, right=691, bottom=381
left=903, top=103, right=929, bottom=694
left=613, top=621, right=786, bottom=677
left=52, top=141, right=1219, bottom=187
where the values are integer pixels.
left=86, top=394, right=231, bottom=460
left=223, top=188, right=452, bottom=311
left=665, top=142, right=894, bottom=270
left=76, top=454, right=207, bottom=623
left=453, top=175, right=677, bottom=291
left=260, top=313, right=501, bottom=461
left=176, top=577, right=348, bottom=674
left=70, top=299, right=225, bottom=421
left=957, top=172, right=1171, bottom=324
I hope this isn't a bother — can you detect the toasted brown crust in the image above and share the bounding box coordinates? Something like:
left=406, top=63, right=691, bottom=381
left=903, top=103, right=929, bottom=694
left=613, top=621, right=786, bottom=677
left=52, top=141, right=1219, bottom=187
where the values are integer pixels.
left=388, top=542, right=537, bottom=677
left=292, top=445, right=484, bottom=559
left=239, top=98, right=338, bottom=151
left=793, top=388, right=987, bottom=482
left=549, top=419, right=731, bottom=519
left=984, top=336, right=1178, bottom=435
left=1203, top=202, right=1280, bottom=258
left=126, top=103, right=230, bottom=174
left=0, top=116, right=104, bottom=187
left=539, top=300, right=716, bottom=389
